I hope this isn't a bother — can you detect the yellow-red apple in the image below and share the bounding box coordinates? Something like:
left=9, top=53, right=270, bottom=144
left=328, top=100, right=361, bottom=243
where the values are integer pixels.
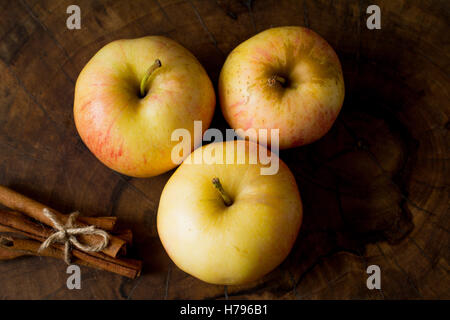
left=74, top=36, right=215, bottom=177
left=157, top=140, right=302, bottom=285
left=219, top=26, right=344, bottom=149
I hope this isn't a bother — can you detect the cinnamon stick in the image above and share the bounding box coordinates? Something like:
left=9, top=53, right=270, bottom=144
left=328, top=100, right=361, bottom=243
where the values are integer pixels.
left=81, top=216, right=118, bottom=232
left=114, top=228, right=133, bottom=246
left=0, top=210, right=141, bottom=273
left=0, top=245, right=24, bottom=260
left=0, top=235, right=141, bottom=279
left=0, top=185, right=125, bottom=258
left=0, top=210, right=53, bottom=240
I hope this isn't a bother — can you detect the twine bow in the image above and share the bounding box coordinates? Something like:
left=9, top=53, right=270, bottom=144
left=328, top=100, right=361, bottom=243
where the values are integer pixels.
left=38, top=208, right=110, bottom=264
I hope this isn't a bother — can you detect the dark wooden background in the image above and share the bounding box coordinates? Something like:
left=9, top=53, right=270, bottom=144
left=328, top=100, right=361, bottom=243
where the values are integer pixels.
left=0, top=0, right=448, bottom=299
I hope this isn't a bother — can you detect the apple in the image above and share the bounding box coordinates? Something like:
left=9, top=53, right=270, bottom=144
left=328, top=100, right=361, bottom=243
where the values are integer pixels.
left=219, top=26, right=345, bottom=149
left=157, top=140, right=302, bottom=285
left=74, top=36, right=215, bottom=177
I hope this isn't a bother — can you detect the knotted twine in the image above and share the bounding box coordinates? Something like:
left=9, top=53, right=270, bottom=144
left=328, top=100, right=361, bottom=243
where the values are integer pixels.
left=38, top=208, right=110, bottom=264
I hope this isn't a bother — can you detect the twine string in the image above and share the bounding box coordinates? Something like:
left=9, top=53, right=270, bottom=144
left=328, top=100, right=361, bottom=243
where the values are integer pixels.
left=38, top=208, right=110, bottom=264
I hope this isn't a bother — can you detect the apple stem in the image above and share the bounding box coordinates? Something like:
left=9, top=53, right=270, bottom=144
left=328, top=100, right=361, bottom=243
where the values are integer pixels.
left=212, top=177, right=233, bottom=206
left=140, top=59, right=162, bottom=98
left=268, top=75, right=286, bottom=87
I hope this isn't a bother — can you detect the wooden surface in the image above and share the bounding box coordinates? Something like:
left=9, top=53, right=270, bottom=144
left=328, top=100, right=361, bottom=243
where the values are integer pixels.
left=0, top=0, right=448, bottom=299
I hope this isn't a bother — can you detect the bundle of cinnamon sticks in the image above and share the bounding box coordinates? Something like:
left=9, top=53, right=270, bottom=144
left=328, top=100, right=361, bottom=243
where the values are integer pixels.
left=0, top=185, right=142, bottom=279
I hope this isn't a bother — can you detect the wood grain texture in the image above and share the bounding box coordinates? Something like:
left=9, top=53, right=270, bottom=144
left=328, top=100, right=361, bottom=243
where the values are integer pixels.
left=0, top=0, right=448, bottom=299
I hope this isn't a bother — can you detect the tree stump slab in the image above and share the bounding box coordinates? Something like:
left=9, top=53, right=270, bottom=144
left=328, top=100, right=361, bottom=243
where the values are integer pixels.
left=0, top=0, right=448, bottom=299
